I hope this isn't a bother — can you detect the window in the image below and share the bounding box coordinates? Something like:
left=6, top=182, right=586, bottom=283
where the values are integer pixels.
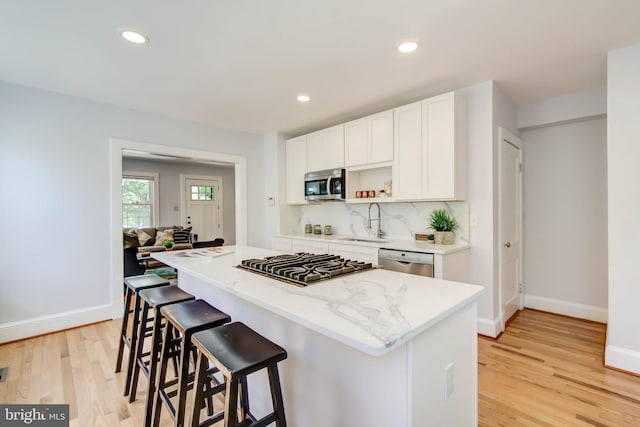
left=122, top=174, right=157, bottom=228
left=191, top=185, right=213, bottom=201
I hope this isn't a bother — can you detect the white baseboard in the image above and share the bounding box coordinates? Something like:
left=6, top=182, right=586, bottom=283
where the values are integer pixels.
left=605, top=345, right=640, bottom=375
left=524, top=294, right=608, bottom=323
left=0, top=304, right=114, bottom=343
left=477, top=316, right=501, bottom=338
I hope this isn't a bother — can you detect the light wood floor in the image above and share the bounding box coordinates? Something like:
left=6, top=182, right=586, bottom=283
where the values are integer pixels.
left=0, top=319, right=215, bottom=427
left=1, top=309, right=639, bottom=426
left=479, top=309, right=640, bottom=426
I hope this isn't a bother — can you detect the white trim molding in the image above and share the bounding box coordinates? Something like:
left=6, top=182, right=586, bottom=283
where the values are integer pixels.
left=0, top=304, right=113, bottom=344
left=605, top=345, right=640, bottom=375
left=477, top=316, right=501, bottom=338
left=110, top=137, right=248, bottom=321
left=524, top=294, right=608, bottom=323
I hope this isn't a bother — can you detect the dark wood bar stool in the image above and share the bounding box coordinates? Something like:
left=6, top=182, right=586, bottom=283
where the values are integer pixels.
left=115, top=274, right=170, bottom=397
left=129, top=286, right=196, bottom=425
left=190, top=322, right=288, bottom=427
left=153, top=299, right=231, bottom=427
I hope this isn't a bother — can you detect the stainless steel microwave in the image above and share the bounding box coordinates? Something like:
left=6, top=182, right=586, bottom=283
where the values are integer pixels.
left=304, top=168, right=345, bottom=201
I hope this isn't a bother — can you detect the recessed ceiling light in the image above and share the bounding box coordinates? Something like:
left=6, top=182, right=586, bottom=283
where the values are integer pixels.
left=121, top=30, right=149, bottom=44
left=398, top=41, right=418, bottom=53
left=297, top=94, right=311, bottom=102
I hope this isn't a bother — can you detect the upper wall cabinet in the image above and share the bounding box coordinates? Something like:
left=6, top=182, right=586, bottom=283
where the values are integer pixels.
left=393, top=92, right=467, bottom=201
left=344, top=109, right=394, bottom=167
left=307, top=124, right=345, bottom=172
left=286, top=135, right=308, bottom=205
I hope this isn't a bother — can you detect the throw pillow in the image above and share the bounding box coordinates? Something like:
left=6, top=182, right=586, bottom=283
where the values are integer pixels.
left=173, top=227, right=192, bottom=244
left=135, top=229, right=153, bottom=246
left=154, top=229, right=173, bottom=246
left=123, top=229, right=139, bottom=249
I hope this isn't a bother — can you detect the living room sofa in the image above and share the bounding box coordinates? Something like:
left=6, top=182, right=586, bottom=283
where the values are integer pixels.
left=123, top=226, right=224, bottom=277
left=123, top=226, right=193, bottom=277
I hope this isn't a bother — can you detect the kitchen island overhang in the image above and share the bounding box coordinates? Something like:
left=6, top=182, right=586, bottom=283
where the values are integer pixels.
left=153, top=246, right=484, bottom=426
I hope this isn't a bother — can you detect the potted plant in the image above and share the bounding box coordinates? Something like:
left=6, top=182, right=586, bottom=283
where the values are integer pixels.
left=428, top=209, right=458, bottom=245
left=163, top=240, right=174, bottom=251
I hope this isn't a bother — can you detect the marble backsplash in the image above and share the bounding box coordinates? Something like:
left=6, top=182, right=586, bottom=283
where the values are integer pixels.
left=287, top=201, right=469, bottom=243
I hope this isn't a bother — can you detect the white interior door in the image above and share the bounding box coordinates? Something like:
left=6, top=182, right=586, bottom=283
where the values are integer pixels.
left=499, top=128, right=523, bottom=331
left=184, top=176, right=223, bottom=242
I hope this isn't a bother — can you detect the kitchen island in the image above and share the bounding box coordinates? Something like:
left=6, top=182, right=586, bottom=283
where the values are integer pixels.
left=153, top=245, right=484, bottom=426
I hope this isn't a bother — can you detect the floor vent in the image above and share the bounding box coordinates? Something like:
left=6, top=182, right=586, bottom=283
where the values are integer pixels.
left=0, top=367, right=7, bottom=382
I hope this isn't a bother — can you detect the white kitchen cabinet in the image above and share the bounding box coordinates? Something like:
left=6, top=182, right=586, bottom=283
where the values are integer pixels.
left=327, top=243, right=379, bottom=265
left=345, top=109, right=394, bottom=167
left=393, top=92, right=467, bottom=201
left=307, top=124, right=344, bottom=171
left=286, top=135, right=308, bottom=205
left=291, top=239, right=329, bottom=254
left=393, top=101, right=423, bottom=200
left=434, top=250, right=469, bottom=282
left=271, top=237, right=293, bottom=252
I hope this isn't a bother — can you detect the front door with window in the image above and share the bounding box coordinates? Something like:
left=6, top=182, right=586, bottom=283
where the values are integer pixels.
left=184, top=177, right=222, bottom=242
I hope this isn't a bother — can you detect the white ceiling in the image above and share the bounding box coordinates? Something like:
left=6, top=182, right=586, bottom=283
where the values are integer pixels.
left=2, top=0, right=640, bottom=136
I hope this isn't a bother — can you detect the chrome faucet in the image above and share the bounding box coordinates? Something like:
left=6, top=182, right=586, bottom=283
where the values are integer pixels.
left=368, top=202, right=385, bottom=239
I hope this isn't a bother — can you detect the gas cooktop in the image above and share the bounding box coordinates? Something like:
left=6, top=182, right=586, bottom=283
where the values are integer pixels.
left=237, top=253, right=373, bottom=287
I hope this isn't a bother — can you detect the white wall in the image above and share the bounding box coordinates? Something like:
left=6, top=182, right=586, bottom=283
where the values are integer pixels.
left=520, top=119, right=608, bottom=321
left=455, top=81, right=497, bottom=336
left=0, top=81, right=264, bottom=340
left=518, top=87, right=606, bottom=130
left=122, top=158, right=236, bottom=244
left=606, top=42, right=640, bottom=374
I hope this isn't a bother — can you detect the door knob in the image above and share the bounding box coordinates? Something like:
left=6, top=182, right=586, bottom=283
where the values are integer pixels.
left=504, top=242, right=511, bottom=248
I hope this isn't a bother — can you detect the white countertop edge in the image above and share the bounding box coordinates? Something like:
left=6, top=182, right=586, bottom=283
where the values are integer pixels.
left=153, top=250, right=483, bottom=357
left=273, top=233, right=470, bottom=255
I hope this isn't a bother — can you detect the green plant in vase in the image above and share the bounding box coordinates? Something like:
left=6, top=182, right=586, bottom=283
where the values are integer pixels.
left=163, top=240, right=174, bottom=250
left=428, top=209, right=458, bottom=245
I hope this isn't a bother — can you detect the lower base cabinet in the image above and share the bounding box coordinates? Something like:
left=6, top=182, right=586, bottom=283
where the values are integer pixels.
left=271, top=237, right=293, bottom=252
left=327, top=242, right=379, bottom=266
left=291, top=239, right=329, bottom=254
left=272, top=236, right=469, bottom=281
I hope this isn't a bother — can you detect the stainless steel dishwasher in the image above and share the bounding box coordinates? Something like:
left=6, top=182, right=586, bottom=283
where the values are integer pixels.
left=378, top=248, right=434, bottom=277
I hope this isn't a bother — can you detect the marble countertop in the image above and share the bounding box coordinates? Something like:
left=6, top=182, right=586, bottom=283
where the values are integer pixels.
left=153, top=245, right=483, bottom=356
left=273, top=232, right=470, bottom=255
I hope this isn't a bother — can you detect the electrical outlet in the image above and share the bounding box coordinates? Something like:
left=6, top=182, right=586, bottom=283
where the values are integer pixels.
left=444, top=362, right=454, bottom=400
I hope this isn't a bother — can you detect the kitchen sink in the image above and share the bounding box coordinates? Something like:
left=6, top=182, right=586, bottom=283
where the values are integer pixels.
left=338, top=237, right=388, bottom=244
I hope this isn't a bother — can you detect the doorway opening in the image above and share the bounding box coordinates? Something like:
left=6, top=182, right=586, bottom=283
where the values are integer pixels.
left=109, top=138, right=247, bottom=319
left=498, top=127, right=524, bottom=333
